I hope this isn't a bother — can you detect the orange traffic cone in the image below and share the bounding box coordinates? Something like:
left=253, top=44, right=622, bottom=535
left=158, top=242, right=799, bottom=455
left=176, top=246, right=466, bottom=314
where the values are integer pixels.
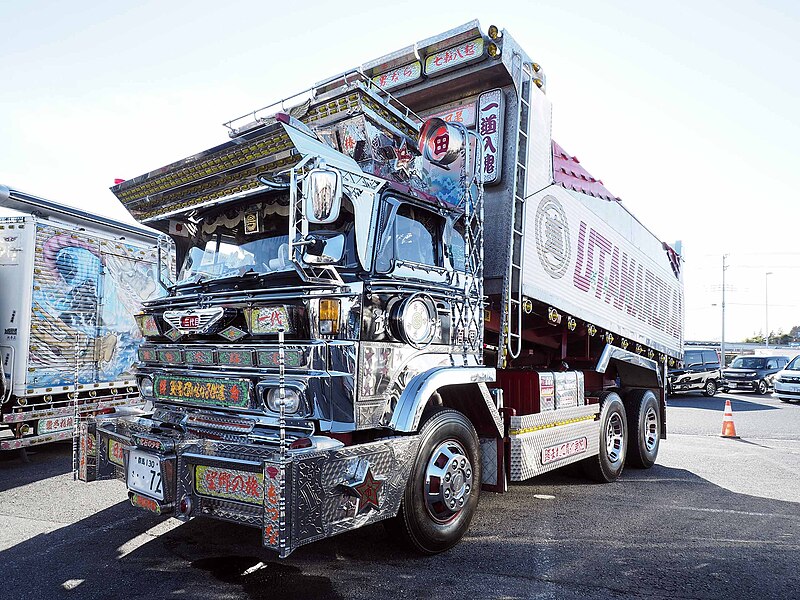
left=720, top=399, right=739, bottom=439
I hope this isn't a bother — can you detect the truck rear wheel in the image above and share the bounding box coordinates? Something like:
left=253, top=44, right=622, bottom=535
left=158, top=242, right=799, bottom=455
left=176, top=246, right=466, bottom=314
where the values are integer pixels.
left=624, top=389, right=660, bottom=468
left=388, top=409, right=481, bottom=554
left=582, top=392, right=627, bottom=483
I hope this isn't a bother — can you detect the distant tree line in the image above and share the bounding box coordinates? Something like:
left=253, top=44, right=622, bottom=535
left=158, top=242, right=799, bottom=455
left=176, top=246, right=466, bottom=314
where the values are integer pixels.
left=743, top=325, right=800, bottom=345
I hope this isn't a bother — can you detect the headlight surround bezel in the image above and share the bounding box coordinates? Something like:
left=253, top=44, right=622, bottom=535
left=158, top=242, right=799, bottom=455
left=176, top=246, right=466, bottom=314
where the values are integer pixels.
left=265, top=386, right=303, bottom=414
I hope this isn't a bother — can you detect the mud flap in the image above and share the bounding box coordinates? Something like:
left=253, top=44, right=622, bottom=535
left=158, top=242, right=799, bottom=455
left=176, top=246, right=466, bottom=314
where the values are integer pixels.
left=76, top=420, right=98, bottom=482
left=76, top=418, right=126, bottom=482
left=479, top=436, right=507, bottom=493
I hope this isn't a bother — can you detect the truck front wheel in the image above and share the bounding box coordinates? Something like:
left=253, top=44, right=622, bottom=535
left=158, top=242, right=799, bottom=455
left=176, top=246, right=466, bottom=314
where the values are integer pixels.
left=624, top=389, right=660, bottom=468
left=389, top=409, right=481, bottom=554
left=582, top=392, right=628, bottom=483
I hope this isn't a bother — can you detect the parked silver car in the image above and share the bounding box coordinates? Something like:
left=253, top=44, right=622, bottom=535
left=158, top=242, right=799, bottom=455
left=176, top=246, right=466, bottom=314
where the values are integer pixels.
left=773, top=355, right=800, bottom=403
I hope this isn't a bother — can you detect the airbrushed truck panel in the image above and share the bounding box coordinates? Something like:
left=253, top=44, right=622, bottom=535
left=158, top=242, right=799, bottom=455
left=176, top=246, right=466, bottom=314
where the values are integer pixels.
left=0, top=185, right=169, bottom=449
left=77, top=21, right=683, bottom=557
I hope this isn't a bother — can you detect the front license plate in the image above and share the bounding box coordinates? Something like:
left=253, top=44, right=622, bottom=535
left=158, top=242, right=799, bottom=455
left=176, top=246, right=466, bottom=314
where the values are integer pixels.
left=127, top=449, right=164, bottom=500
left=542, top=437, right=588, bottom=465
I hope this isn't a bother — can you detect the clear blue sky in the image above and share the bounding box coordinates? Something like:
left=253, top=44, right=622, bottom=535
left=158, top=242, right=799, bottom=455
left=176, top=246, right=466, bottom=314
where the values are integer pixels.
left=1, top=0, right=798, bottom=342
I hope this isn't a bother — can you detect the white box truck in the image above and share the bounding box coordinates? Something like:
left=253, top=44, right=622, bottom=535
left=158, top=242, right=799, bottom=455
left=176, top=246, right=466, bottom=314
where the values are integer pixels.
left=0, top=185, right=170, bottom=451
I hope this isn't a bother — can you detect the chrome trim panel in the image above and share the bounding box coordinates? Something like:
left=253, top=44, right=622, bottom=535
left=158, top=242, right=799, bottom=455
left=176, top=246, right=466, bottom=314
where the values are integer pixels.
left=596, top=344, right=663, bottom=388
left=389, top=366, right=496, bottom=432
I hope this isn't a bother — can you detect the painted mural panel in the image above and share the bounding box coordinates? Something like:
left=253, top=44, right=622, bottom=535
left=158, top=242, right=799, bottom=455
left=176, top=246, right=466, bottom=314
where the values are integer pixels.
left=27, top=223, right=161, bottom=390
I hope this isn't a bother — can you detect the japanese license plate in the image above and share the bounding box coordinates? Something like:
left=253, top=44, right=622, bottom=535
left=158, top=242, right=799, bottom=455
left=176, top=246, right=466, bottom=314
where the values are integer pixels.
left=37, top=415, right=73, bottom=435
left=541, top=437, right=588, bottom=465
left=127, top=449, right=164, bottom=500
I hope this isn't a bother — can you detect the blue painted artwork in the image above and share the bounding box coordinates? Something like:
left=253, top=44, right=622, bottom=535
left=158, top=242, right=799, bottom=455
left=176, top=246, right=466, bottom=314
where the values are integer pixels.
left=28, top=224, right=161, bottom=389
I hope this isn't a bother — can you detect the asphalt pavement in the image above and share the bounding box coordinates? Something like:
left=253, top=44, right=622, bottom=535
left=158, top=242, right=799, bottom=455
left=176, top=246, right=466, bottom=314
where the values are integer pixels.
left=1, top=391, right=798, bottom=599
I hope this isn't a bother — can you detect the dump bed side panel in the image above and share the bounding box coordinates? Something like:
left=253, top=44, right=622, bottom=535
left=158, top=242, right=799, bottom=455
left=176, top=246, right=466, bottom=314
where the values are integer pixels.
left=522, top=185, right=683, bottom=357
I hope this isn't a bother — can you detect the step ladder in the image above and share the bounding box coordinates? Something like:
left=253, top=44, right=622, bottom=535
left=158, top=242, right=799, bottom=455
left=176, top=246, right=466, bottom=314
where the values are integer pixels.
left=499, top=52, right=535, bottom=367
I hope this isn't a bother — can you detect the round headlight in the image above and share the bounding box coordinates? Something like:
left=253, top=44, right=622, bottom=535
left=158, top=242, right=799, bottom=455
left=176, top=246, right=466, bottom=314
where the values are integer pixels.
left=393, top=294, right=437, bottom=348
left=139, top=376, right=154, bottom=399
left=267, top=387, right=301, bottom=414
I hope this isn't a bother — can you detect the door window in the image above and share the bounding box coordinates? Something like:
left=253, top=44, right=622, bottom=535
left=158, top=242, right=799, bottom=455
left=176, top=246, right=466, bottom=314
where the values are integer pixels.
left=702, top=350, right=720, bottom=369
left=376, top=203, right=443, bottom=271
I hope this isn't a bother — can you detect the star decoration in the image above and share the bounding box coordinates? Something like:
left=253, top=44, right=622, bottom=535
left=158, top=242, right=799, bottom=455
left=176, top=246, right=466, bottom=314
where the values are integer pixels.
left=340, top=463, right=384, bottom=514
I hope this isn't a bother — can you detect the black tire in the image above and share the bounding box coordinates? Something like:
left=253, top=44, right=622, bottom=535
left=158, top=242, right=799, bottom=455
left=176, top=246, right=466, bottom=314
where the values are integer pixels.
left=702, top=379, right=717, bottom=397
left=624, top=389, right=661, bottom=468
left=756, top=380, right=768, bottom=395
left=582, top=391, right=628, bottom=483
left=388, top=409, right=481, bottom=554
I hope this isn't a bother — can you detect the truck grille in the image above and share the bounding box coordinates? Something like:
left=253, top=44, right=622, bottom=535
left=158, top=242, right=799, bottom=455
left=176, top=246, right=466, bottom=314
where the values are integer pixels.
left=138, top=344, right=311, bottom=370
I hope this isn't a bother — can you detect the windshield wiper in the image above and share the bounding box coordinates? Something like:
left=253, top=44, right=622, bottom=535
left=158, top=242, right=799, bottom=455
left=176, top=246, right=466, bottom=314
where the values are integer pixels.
left=198, top=268, right=265, bottom=286
left=171, top=273, right=209, bottom=289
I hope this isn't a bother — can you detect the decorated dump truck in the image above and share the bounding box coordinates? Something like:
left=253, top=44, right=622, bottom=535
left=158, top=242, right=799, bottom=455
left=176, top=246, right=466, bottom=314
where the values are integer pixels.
left=0, top=185, right=170, bottom=451
left=76, top=21, right=683, bottom=557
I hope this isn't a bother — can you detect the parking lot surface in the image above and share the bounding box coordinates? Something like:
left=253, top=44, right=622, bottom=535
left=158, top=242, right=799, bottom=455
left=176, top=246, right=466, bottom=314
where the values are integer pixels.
left=1, top=392, right=798, bottom=599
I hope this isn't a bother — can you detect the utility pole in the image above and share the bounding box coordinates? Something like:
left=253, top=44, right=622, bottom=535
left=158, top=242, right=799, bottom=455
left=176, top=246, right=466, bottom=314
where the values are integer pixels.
left=765, top=271, right=773, bottom=348
left=721, top=254, right=728, bottom=366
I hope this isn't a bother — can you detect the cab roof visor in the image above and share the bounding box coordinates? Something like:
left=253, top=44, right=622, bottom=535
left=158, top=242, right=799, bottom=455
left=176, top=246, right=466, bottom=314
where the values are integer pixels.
left=279, top=121, right=361, bottom=174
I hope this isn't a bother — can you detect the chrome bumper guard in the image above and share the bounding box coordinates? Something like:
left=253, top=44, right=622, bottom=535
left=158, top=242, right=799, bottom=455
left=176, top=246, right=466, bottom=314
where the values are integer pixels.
left=78, top=413, right=420, bottom=558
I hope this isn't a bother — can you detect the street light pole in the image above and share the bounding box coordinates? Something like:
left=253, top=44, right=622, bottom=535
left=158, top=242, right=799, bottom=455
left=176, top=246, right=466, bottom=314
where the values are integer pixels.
left=765, top=271, right=773, bottom=348
left=721, top=254, right=728, bottom=366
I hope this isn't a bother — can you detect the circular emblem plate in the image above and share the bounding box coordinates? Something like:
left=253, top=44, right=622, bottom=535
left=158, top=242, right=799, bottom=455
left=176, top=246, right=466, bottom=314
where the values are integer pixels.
left=534, top=195, right=571, bottom=279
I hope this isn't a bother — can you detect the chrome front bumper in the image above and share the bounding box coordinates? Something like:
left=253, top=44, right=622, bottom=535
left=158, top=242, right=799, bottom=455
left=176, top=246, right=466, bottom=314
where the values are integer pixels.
left=78, top=413, right=419, bottom=557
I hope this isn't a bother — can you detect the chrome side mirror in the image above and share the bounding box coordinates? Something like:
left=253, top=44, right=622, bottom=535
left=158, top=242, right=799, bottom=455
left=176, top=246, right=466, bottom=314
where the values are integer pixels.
left=303, top=168, right=342, bottom=224
left=303, top=233, right=345, bottom=265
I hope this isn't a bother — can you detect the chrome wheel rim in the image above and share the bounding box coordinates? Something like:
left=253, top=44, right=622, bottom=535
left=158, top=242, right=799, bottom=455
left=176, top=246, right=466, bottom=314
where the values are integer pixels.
left=643, top=406, right=659, bottom=453
left=606, top=412, right=625, bottom=465
left=423, top=439, right=473, bottom=523
left=706, top=381, right=715, bottom=395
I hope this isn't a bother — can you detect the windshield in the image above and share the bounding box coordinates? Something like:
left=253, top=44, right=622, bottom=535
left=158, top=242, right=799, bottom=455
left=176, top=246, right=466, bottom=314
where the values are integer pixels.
left=785, top=356, right=800, bottom=370
left=175, top=196, right=356, bottom=285
left=730, top=357, right=765, bottom=369
left=178, top=233, right=291, bottom=284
